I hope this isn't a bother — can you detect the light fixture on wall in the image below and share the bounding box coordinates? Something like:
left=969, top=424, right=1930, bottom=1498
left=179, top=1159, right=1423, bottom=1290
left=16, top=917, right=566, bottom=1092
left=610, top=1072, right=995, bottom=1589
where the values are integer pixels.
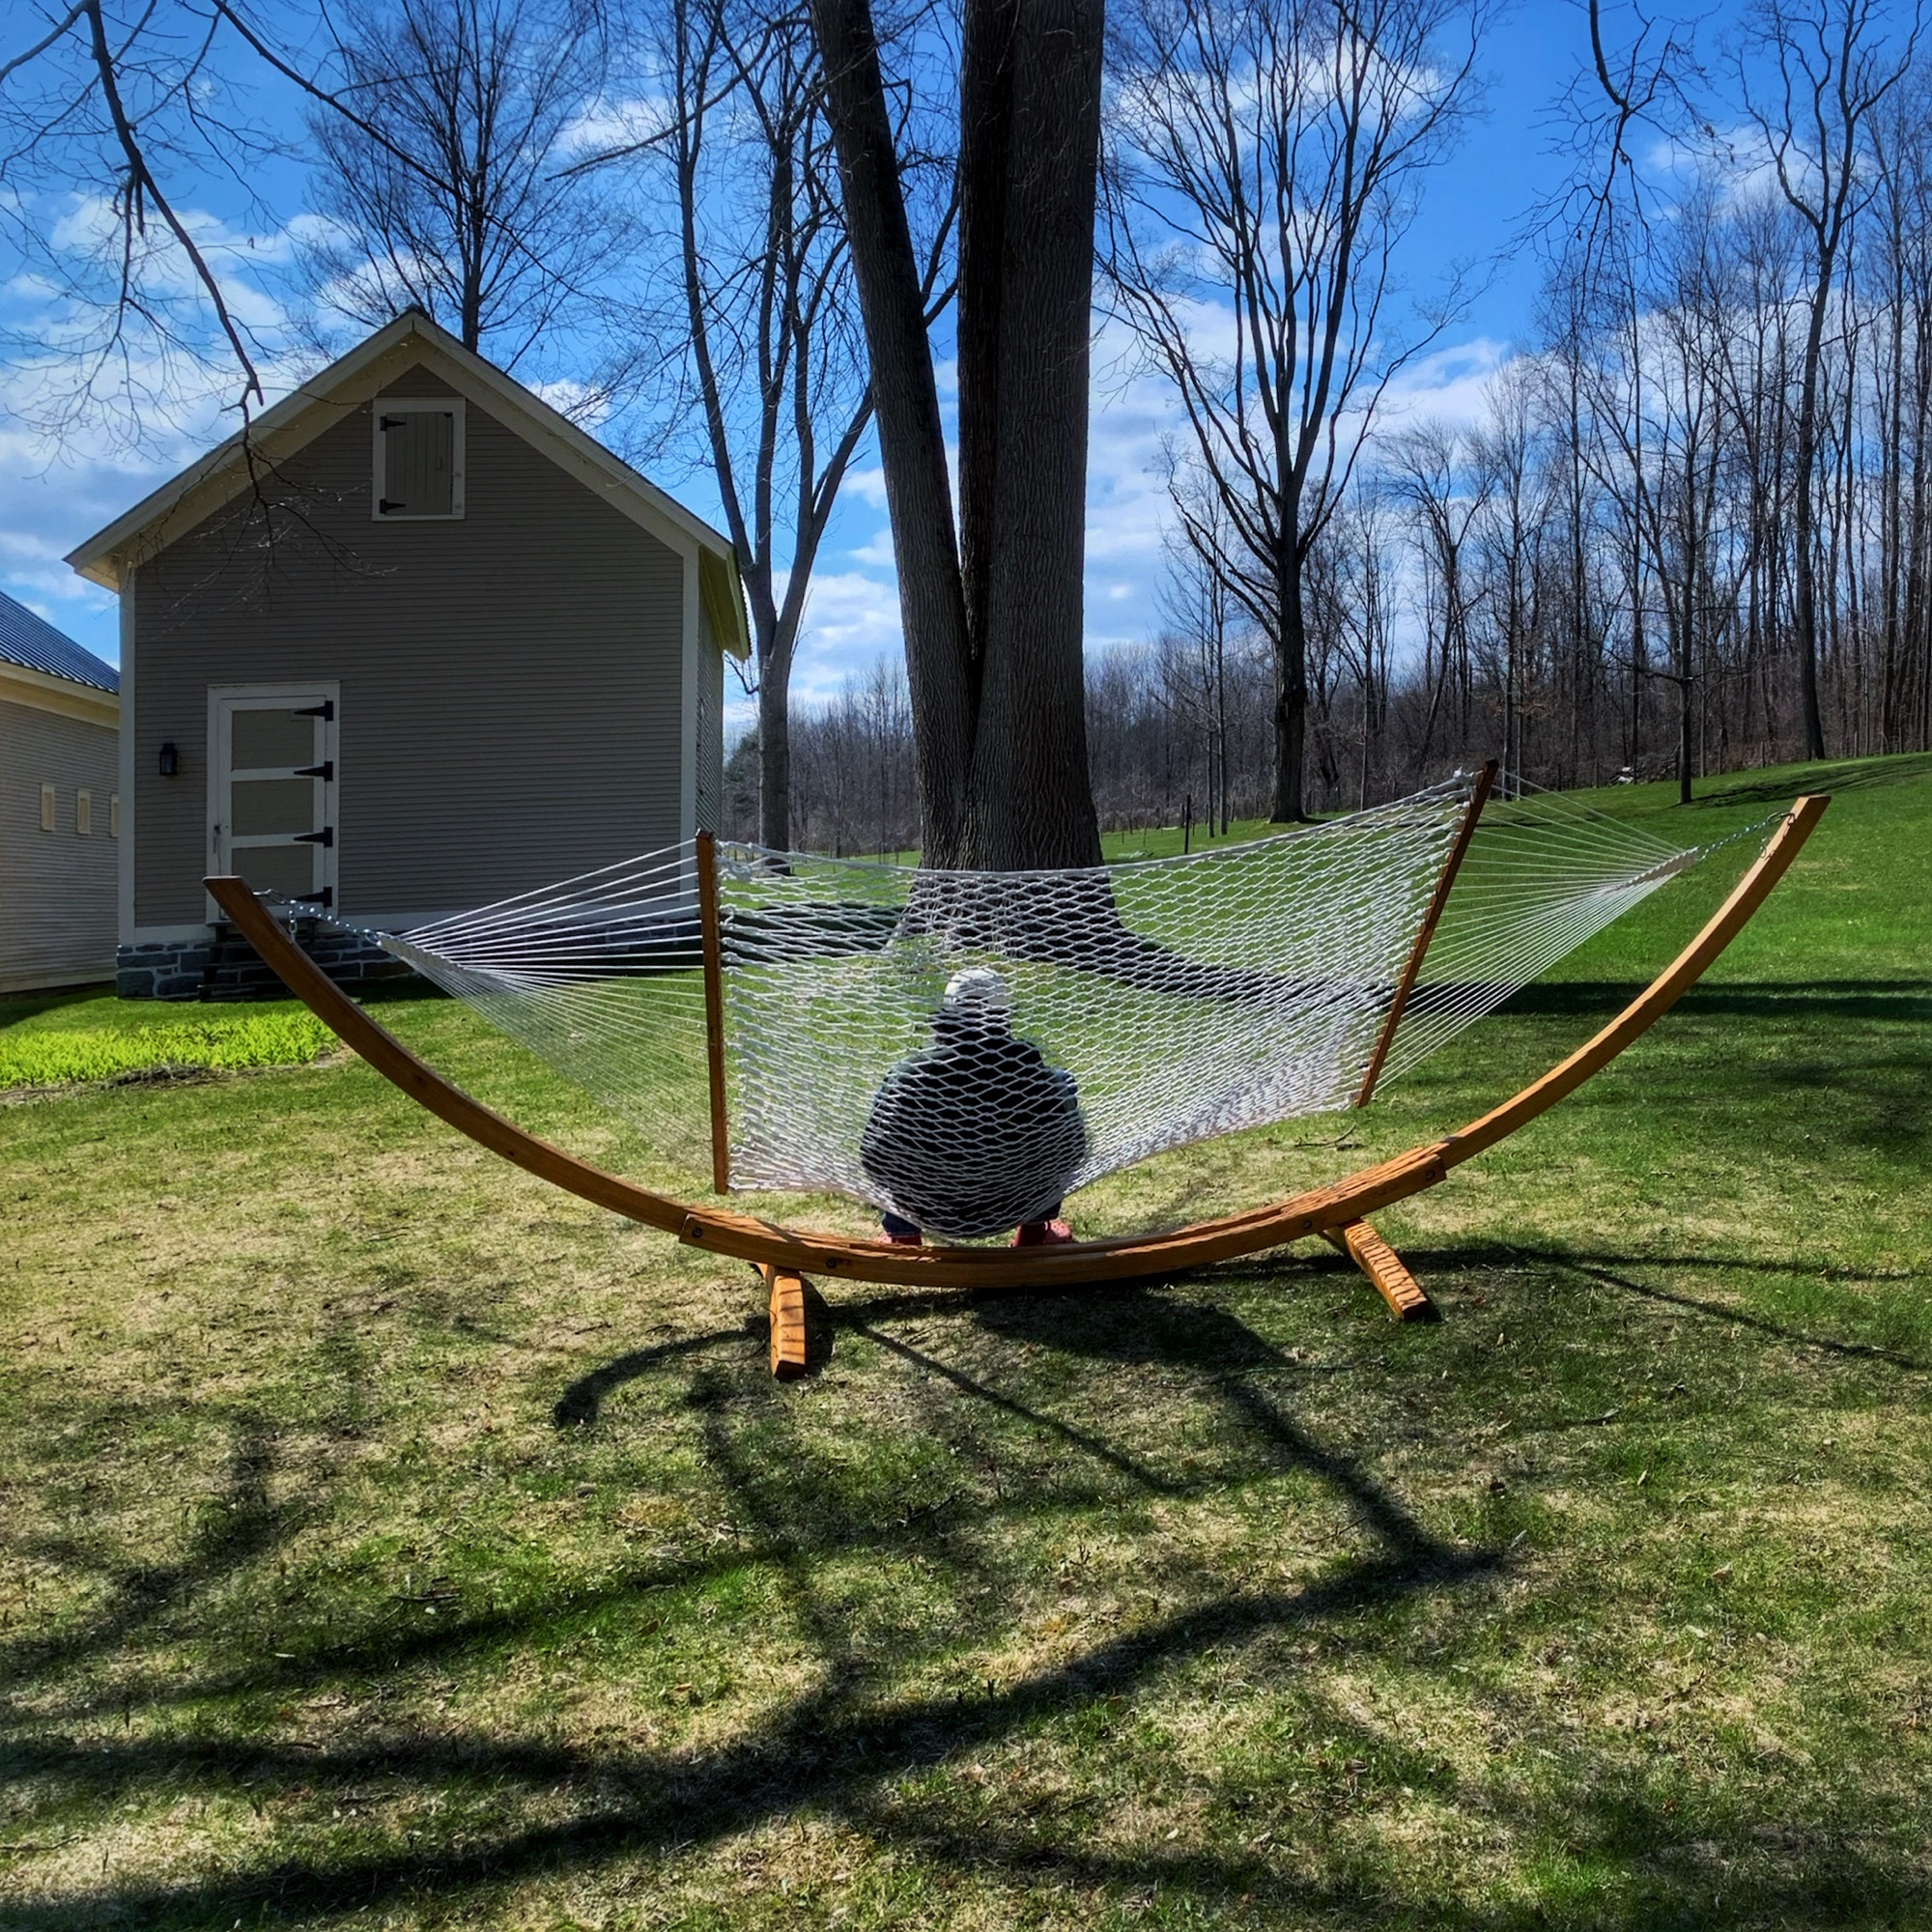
left=158, top=742, right=179, bottom=778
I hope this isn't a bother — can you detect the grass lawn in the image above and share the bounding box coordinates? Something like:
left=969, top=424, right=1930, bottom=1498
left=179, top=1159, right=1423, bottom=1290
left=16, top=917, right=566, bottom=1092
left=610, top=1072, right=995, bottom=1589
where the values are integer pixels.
left=0, top=988, right=336, bottom=1092
left=2, top=753, right=1928, bottom=1929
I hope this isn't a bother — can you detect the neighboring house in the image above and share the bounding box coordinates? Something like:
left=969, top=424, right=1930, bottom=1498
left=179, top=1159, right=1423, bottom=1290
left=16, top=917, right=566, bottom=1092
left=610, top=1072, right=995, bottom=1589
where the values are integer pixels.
left=67, top=308, right=749, bottom=1001
left=0, top=591, right=121, bottom=996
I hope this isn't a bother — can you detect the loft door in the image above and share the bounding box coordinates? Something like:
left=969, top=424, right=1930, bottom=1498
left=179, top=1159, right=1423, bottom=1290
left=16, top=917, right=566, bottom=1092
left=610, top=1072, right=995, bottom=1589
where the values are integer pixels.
left=209, top=686, right=338, bottom=913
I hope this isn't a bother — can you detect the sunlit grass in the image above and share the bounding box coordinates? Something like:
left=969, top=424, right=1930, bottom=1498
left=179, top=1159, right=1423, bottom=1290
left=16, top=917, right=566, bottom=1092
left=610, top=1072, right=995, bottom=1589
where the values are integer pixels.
left=0, top=752, right=1926, bottom=1928
left=0, top=988, right=337, bottom=1091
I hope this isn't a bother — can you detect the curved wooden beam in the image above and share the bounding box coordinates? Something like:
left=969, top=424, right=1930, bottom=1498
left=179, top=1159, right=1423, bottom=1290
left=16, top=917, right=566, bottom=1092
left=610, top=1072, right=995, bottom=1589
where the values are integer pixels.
left=203, top=791, right=1826, bottom=1292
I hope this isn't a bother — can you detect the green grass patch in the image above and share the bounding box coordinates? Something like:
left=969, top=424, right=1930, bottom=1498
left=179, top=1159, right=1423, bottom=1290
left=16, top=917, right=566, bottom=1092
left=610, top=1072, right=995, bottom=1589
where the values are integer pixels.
left=1, top=752, right=1927, bottom=1928
left=0, top=988, right=338, bottom=1090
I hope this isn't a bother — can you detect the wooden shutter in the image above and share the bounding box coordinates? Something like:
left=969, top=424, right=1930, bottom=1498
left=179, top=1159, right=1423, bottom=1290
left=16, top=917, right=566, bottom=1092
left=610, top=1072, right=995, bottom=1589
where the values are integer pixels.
left=378, top=409, right=458, bottom=517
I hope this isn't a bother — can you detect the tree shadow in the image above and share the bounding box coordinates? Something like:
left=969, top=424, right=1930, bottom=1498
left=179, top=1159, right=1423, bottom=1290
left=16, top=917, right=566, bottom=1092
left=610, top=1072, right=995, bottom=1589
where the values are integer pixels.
left=0, top=1409, right=299, bottom=1700
left=8, top=1241, right=1925, bottom=1927
left=1498, top=977, right=1932, bottom=1022
left=1440, top=1240, right=1932, bottom=1377
left=1691, top=752, right=1932, bottom=809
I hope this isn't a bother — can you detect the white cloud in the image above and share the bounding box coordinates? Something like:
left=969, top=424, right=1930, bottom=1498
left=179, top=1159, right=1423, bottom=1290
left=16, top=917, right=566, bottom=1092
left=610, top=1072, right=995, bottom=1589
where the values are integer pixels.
left=1374, top=335, right=1518, bottom=430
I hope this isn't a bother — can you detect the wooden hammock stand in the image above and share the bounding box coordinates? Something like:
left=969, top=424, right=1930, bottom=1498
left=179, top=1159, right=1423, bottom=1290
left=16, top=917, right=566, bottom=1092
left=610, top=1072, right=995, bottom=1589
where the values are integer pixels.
left=206, top=791, right=1827, bottom=1378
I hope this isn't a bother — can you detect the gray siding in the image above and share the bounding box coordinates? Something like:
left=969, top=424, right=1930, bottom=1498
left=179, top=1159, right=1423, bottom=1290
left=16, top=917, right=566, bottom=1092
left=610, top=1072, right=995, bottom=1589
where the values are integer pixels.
left=131, top=356, right=693, bottom=928
left=1, top=699, right=118, bottom=991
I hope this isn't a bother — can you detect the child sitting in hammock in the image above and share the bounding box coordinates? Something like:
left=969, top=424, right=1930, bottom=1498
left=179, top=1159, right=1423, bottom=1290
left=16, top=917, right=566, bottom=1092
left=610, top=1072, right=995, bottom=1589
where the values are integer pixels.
left=862, top=967, right=1088, bottom=1247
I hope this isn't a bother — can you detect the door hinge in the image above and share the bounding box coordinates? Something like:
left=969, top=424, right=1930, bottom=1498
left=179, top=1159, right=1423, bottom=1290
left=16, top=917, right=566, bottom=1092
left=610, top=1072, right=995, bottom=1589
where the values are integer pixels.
left=295, top=761, right=334, bottom=781
left=295, top=699, right=335, bottom=722
left=294, top=826, right=334, bottom=848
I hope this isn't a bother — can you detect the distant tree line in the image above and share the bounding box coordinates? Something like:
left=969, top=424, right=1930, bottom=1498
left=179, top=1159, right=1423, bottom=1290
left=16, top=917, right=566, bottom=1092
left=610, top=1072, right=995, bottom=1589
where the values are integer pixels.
left=13, top=0, right=1932, bottom=854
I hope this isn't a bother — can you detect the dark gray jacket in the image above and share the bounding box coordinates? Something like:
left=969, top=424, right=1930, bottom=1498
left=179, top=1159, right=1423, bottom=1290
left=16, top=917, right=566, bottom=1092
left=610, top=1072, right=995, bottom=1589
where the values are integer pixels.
left=861, top=1010, right=1088, bottom=1237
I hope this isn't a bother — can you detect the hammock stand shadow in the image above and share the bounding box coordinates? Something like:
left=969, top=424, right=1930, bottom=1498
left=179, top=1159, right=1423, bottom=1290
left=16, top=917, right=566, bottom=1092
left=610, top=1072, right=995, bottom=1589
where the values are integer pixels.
left=205, top=793, right=1828, bottom=1378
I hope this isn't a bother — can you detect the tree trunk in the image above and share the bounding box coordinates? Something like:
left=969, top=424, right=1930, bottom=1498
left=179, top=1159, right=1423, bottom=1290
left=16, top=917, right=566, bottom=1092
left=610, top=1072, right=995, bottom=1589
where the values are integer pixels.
left=757, top=646, right=793, bottom=849
left=954, top=0, right=1105, bottom=868
left=1793, top=270, right=1833, bottom=761
left=1271, top=547, right=1308, bottom=821
left=811, top=0, right=1103, bottom=871
left=810, top=0, right=977, bottom=863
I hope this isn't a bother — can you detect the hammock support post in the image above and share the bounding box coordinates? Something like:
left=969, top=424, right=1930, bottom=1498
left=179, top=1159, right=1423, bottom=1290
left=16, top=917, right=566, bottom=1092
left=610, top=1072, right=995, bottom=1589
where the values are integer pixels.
left=1356, top=759, right=1497, bottom=1109
left=202, top=792, right=1828, bottom=1365
left=759, top=1264, right=810, bottom=1378
left=1322, top=1220, right=1436, bottom=1321
left=695, top=830, right=730, bottom=1195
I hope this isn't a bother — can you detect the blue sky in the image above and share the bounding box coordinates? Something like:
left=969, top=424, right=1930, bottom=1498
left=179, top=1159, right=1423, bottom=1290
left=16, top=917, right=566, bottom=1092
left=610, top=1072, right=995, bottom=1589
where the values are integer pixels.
left=0, top=1, right=1603, bottom=721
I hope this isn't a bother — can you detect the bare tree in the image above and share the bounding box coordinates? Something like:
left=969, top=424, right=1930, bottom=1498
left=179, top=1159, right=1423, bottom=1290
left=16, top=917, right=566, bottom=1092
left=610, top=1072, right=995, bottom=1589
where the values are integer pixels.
left=810, top=0, right=1106, bottom=869
left=295, top=0, right=623, bottom=375
left=1470, top=362, right=1553, bottom=786
left=1868, top=71, right=1932, bottom=751
left=1103, top=0, right=1488, bottom=821
left=1737, top=0, right=1921, bottom=757
left=580, top=0, right=947, bottom=850
left=1387, top=420, right=1488, bottom=769
left=0, top=1, right=286, bottom=434
left=1157, top=465, right=1242, bottom=832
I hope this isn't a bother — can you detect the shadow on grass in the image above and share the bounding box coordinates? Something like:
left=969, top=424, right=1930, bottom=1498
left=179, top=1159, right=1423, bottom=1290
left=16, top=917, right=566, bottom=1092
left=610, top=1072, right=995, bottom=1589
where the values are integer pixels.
left=3, top=1282, right=1512, bottom=1928
left=1495, top=978, right=1932, bottom=1022
left=8, top=1256, right=1926, bottom=1927
left=1692, top=751, right=1932, bottom=809
left=0, top=1411, right=300, bottom=1698
left=1481, top=1242, right=1932, bottom=1376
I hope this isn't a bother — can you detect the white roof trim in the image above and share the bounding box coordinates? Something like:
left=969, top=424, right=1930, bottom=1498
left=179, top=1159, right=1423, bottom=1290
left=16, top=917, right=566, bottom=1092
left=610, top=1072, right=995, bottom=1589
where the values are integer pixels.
left=65, top=310, right=752, bottom=659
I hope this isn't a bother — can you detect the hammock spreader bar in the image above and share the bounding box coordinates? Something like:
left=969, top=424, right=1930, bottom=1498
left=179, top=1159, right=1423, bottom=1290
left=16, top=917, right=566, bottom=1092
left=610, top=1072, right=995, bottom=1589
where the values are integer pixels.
left=1356, top=758, right=1497, bottom=1108
left=204, top=792, right=1829, bottom=1335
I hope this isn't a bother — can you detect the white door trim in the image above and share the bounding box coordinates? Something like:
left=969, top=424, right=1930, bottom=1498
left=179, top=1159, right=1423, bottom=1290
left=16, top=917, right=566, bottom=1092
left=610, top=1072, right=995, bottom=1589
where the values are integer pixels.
left=206, top=682, right=340, bottom=923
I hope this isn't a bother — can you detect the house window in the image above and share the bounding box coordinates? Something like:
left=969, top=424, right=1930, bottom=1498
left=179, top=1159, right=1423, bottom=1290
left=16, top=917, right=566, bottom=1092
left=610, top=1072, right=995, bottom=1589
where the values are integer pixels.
left=110, top=793, right=121, bottom=838
left=76, top=788, right=92, bottom=836
left=41, top=783, right=55, bottom=832
left=373, top=399, right=466, bottom=520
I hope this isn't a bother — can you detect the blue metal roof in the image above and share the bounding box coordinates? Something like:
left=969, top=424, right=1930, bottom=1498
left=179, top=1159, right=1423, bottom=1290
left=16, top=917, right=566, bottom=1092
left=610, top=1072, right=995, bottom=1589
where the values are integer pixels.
left=0, top=587, right=118, bottom=694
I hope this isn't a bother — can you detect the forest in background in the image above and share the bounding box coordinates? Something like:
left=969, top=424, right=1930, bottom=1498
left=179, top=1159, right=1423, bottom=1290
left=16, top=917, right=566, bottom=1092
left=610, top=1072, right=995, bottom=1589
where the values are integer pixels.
left=733, top=1, right=1932, bottom=854
left=8, top=0, right=1930, bottom=858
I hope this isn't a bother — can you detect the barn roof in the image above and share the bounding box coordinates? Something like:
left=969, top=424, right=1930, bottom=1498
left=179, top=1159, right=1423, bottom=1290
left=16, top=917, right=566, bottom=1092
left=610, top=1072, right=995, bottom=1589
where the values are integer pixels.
left=65, top=309, right=751, bottom=659
left=0, top=588, right=119, bottom=694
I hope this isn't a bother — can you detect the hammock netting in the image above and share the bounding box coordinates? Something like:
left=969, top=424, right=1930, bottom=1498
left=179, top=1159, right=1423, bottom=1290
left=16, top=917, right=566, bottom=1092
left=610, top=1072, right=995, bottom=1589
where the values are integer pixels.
left=302, top=772, right=1737, bottom=1239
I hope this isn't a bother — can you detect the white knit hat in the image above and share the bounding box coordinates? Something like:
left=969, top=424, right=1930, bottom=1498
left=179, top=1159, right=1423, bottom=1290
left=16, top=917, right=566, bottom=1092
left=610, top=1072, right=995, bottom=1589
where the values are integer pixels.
left=942, top=966, right=1010, bottom=1019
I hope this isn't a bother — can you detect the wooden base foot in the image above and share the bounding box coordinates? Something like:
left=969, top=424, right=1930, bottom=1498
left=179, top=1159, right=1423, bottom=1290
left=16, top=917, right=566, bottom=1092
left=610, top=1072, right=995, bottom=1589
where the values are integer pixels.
left=1322, top=1219, right=1436, bottom=1322
left=760, top=1264, right=810, bottom=1378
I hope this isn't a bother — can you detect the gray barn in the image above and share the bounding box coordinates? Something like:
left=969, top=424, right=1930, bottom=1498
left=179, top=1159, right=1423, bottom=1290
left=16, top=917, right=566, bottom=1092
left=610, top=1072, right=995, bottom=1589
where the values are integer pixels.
left=0, top=593, right=121, bottom=995
left=67, top=310, right=749, bottom=999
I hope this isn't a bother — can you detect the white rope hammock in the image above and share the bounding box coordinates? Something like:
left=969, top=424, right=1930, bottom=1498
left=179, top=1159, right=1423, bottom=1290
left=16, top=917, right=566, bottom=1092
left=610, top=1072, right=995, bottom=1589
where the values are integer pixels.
left=298, top=772, right=1741, bottom=1240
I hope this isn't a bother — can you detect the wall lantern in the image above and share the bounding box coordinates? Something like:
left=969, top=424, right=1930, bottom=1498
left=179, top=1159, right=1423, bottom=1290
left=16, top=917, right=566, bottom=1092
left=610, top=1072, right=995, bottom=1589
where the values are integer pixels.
left=158, top=741, right=179, bottom=778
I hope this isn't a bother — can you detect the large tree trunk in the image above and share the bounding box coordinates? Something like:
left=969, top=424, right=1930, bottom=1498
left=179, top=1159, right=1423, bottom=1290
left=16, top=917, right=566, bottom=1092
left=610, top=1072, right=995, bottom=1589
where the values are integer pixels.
left=756, top=640, right=794, bottom=849
left=954, top=0, right=1105, bottom=868
left=810, top=0, right=1104, bottom=870
left=1271, top=546, right=1308, bottom=821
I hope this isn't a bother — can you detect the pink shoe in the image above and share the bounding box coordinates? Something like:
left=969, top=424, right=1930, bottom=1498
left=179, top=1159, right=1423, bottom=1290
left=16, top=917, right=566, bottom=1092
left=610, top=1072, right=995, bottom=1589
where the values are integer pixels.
left=1011, top=1218, right=1075, bottom=1247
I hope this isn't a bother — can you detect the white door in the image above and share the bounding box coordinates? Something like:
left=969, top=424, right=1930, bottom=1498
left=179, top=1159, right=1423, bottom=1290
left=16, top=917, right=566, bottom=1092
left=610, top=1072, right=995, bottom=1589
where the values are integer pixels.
left=209, top=686, right=339, bottom=912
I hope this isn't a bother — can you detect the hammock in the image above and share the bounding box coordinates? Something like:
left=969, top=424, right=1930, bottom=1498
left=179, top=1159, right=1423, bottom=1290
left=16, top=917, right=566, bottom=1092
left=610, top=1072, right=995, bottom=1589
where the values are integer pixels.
left=207, top=780, right=1827, bottom=1354
left=311, top=769, right=1721, bottom=1236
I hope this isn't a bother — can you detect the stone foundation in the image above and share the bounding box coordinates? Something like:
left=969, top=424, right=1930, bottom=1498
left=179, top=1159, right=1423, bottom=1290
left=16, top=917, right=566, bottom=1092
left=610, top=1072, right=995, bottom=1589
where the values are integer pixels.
left=116, top=923, right=415, bottom=1002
